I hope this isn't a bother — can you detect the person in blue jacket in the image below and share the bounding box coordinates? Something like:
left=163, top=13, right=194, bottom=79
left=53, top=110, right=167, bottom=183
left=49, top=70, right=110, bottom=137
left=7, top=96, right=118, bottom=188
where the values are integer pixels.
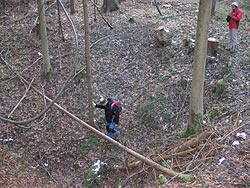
left=94, top=97, right=121, bottom=141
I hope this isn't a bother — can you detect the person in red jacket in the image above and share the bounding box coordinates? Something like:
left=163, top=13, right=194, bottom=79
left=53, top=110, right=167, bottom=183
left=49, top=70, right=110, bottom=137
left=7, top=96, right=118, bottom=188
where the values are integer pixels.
left=226, top=2, right=243, bottom=50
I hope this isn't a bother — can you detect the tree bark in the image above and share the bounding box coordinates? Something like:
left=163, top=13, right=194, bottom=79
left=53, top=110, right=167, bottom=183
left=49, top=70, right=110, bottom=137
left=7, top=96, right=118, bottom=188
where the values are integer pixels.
left=57, top=0, right=65, bottom=41
left=2, top=0, right=6, bottom=9
left=82, top=0, right=94, bottom=126
left=211, top=0, right=216, bottom=16
left=70, top=0, right=75, bottom=15
left=188, top=0, right=212, bottom=132
left=101, top=0, right=119, bottom=13
left=37, top=0, right=52, bottom=78
left=94, top=0, right=97, bottom=21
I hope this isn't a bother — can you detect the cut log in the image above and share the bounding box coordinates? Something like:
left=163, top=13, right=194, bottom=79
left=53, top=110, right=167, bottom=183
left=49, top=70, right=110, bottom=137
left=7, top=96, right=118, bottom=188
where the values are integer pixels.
left=207, top=37, right=219, bottom=56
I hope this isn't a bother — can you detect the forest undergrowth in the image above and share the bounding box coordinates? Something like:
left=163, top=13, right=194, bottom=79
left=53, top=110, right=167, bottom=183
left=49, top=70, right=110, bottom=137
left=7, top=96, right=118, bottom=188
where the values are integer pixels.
left=0, top=0, right=249, bottom=187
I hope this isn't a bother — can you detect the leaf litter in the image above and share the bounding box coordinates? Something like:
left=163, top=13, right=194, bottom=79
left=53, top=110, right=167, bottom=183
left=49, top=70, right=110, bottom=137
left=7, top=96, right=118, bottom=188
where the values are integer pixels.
left=0, top=0, right=249, bottom=187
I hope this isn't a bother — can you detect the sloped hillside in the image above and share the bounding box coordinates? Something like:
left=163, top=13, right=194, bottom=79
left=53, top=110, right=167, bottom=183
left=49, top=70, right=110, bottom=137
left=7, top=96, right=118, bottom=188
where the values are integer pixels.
left=0, top=0, right=249, bottom=187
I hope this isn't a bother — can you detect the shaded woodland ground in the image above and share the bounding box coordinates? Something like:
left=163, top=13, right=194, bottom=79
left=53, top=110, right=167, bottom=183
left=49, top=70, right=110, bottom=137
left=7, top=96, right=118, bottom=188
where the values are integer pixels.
left=0, top=0, right=249, bottom=187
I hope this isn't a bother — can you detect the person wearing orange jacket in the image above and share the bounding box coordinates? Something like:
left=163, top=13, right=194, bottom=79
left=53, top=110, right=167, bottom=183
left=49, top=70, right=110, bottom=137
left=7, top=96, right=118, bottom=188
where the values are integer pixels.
left=226, top=2, right=243, bottom=50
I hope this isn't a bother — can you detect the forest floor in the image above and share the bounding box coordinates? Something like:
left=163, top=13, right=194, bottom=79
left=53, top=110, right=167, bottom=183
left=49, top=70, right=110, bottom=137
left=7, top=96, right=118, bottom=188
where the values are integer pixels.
left=0, top=0, right=250, bottom=187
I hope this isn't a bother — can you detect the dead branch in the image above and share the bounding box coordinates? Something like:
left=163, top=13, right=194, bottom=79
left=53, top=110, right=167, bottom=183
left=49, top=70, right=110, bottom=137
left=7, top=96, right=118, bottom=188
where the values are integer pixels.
left=90, top=0, right=113, bottom=29
left=116, top=148, right=197, bottom=171
left=58, top=0, right=78, bottom=48
left=90, top=34, right=119, bottom=49
left=8, top=78, right=35, bottom=118
left=153, top=0, right=162, bottom=16
left=116, top=131, right=213, bottom=171
left=218, top=120, right=249, bottom=142
left=192, top=132, right=214, bottom=160
left=171, top=131, right=213, bottom=154
left=158, top=148, right=197, bottom=161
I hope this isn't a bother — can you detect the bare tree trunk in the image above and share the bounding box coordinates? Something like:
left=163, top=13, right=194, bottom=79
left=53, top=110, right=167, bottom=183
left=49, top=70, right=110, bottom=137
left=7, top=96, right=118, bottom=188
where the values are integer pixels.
left=57, top=0, right=65, bottom=41
left=211, top=0, right=216, bottom=16
left=188, top=0, right=212, bottom=134
left=2, top=0, right=6, bottom=9
left=70, top=0, right=75, bottom=15
left=91, top=1, right=114, bottom=29
left=101, top=0, right=119, bottom=13
left=37, top=0, right=52, bottom=78
left=94, top=0, right=97, bottom=21
left=82, top=0, right=94, bottom=126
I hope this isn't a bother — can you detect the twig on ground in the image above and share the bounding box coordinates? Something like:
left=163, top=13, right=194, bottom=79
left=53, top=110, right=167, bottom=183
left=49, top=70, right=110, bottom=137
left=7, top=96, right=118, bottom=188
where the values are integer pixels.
left=8, top=78, right=34, bottom=118
left=153, top=0, right=162, bottom=16
left=90, top=0, right=113, bottom=29
left=193, top=132, right=214, bottom=160
left=218, top=119, right=249, bottom=142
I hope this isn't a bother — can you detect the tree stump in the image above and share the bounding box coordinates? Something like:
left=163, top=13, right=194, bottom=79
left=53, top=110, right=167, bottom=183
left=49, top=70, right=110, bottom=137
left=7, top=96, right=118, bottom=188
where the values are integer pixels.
left=207, top=37, right=219, bottom=56
left=101, top=0, right=119, bottom=13
left=155, top=26, right=171, bottom=47
left=183, top=37, right=195, bottom=54
left=212, top=79, right=226, bottom=96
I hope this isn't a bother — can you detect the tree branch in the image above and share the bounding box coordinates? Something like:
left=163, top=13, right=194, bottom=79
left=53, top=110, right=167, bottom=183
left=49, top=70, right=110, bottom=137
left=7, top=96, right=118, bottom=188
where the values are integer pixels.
left=90, top=0, right=113, bottom=29
left=8, top=78, right=35, bottom=118
left=153, top=0, right=162, bottom=16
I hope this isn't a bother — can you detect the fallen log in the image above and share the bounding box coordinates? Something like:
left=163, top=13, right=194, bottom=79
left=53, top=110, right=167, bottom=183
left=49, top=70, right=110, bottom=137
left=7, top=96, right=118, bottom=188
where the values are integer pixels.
left=117, top=148, right=197, bottom=171
left=116, top=132, right=212, bottom=171
left=171, top=132, right=213, bottom=153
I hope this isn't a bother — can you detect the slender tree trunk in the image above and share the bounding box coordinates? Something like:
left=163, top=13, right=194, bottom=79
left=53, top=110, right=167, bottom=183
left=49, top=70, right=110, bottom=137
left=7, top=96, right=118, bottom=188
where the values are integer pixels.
left=70, top=0, right=75, bottom=15
left=188, top=0, right=212, bottom=134
left=57, top=0, right=65, bottom=41
left=2, top=0, right=6, bottom=9
left=94, top=0, right=97, bottom=21
left=37, top=0, right=52, bottom=78
left=211, top=0, right=216, bottom=16
left=101, top=0, right=119, bottom=13
left=82, top=0, right=94, bottom=126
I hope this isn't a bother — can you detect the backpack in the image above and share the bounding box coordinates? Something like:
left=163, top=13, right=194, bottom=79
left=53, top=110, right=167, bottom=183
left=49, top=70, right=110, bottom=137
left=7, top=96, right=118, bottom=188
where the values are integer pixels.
left=111, top=100, right=123, bottom=114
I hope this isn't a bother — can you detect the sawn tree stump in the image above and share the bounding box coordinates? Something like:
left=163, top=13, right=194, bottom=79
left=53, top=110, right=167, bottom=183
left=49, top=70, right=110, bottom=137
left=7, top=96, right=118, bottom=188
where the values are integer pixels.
left=101, top=0, right=119, bottom=13
left=207, top=37, right=219, bottom=56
